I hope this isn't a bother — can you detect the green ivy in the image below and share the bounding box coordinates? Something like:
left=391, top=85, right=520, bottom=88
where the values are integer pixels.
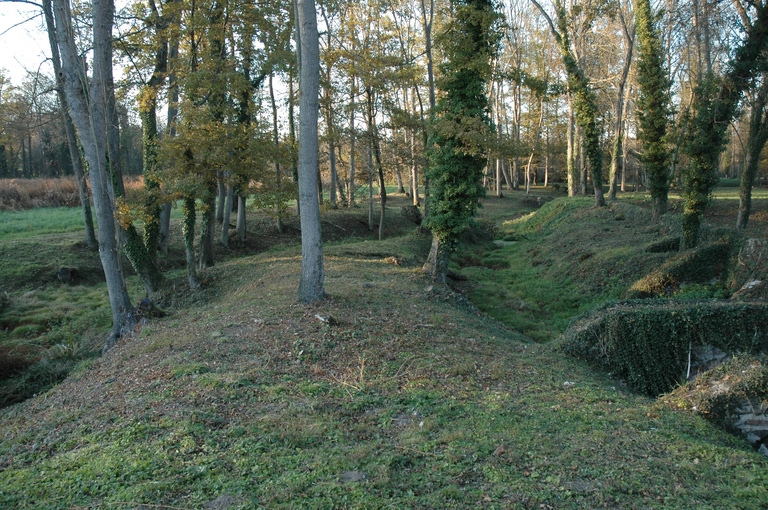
left=561, top=299, right=768, bottom=396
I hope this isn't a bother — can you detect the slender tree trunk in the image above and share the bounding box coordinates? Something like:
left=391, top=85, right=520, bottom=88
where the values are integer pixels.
left=199, top=183, right=216, bottom=268
left=348, top=75, right=357, bottom=207
left=159, top=35, right=179, bottom=255
left=269, top=74, right=285, bottom=233
left=737, top=75, right=768, bottom=229
left=237, top=196, right=247, bottom=243
left=220, top=182, right=233, bottom=247
left=566, top=94, right=577, bottom=196
left=216, top=175, right=226, bottom=223
left=608, top=10, right=634, bottom=202
left=54, top=0, right=136, bottom=347
left=182, top=194, right=200, bottom=289
left=43, top=0, right=97, bottom=250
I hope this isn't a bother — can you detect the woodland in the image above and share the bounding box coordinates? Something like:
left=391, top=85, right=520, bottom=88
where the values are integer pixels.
left=0, top=0, right=768, bottom=506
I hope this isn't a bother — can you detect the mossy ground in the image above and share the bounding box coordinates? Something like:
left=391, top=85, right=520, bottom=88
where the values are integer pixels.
left=0, top=186, right=766, bottom=508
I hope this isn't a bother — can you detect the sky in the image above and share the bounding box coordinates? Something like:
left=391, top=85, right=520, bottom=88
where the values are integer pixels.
left=0, top=2, right=52, bottom=86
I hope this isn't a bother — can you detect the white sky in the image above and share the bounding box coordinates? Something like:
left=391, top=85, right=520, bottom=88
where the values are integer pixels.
left=0, top=2, right=52, bottom=86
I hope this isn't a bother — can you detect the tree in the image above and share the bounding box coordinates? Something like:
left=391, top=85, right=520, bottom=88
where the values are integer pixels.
left=737, top=73, right=768, bottom=229
left=679, top=2, right=768, bottom=248
left=42, top=0, right=98, bottom=249
left=607, top=3, right=634, bottom=202
left=422, top=0, right=498, bottom=282
left=635, top=0, right=671, bottom=220
left=532, top=0, right=606, bottom=207
left=296, top=0, right=325, bottom=303
left=53, top=0, right=137, bottom=348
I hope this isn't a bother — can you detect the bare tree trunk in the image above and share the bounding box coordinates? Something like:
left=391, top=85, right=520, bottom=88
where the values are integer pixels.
left=297, top=0, right=325, bottom=303
left=608, top=7, right=635, bottom=201
left=737, top=75, right=768, bottom=229
left=347, top=74, right=357, bottom=207
left=237, top=196, right=247, bottom=243
left=54, top=0, right=136, bottom=347
left=182, top=194, right=199, bottom=289
left=159, top=35, right=179, bottom=255
left=43, top=0, right=97, bottom=250
left=199, top=183, right=216, bottom=269
left=566, top=94, right=577, bottom=196
left=216, top=175, right=226, bottom=223
left=220, top=181, right=233, bottom=247
left=269, top=74, right=285, bottom=233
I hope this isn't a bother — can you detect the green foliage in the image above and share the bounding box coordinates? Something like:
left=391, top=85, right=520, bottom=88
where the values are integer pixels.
left=561, top=300, right=768, bottom=396
left=634, top=0, right=672, bottom=219
left=424, top=0, right=499, bottom=251
left=678, top=6, right=768, bottom=247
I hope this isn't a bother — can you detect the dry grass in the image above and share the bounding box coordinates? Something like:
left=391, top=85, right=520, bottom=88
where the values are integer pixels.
left=0, top=176, right=144, bottom=211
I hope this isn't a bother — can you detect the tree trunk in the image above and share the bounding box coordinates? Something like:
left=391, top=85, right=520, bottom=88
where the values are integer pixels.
left=348, top=75, right=357, bottom=207
left=269, top=74, right=285, bottom=232
left=216, top=175, right=226, bottom=223
left=221, top=182, right=234, bottom=247
left=237, top=195, right=247, bottom=244
left=54, top=0, right=136, bottom=347
left=566, top=94, right=577, bottom=196
left=423, top=236, right=449, bottom=284
left=296, top=0, right=325, bottom=303
left=182, top=194, right=200, bottom=289
left=737, top=75, right=768, bottom=229
left=43, top=0, right=98, bottom=250
left=159, top=35, right=179, bottom=255
left=199, top=183, right=216, bottom=268
left=608, top=9, right=634, bottom=202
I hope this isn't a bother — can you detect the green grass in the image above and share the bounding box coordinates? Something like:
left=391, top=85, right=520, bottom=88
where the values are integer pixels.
left=0, top=207, right=91, bottom=240
left=0, top=192, right=766, bottom=508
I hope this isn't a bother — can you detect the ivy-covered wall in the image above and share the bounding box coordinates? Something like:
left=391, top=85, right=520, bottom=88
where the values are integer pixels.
left=561, top=300, right=768, bottom=396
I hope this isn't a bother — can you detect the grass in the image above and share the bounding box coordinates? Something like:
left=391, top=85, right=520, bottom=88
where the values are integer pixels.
left=0, top=186, right=766, bottom=508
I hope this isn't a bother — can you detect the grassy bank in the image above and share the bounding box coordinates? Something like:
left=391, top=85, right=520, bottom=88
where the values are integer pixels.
left=0, top=189, right=766, bottom=508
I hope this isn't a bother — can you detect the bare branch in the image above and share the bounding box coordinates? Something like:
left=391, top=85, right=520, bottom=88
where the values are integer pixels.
left=0, top=0, right=43, bottom=8
left=529, top=0, right=561, bottom=43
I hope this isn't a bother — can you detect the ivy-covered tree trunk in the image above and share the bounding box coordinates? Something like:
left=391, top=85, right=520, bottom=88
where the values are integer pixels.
left=635, top=0, right=671, bottom=221
left=423, top=0, right=498, bottom=282
left=680, top=4, right=768, bottom=248
left=532, top=0, right=605, bottom=207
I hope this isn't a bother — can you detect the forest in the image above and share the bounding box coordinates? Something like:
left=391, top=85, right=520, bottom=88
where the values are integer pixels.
left=0, top=0, right=768, bottom=506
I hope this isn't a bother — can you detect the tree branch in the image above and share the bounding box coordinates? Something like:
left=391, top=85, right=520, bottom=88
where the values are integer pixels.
left=530, top=0, right=561, bottom=43
left=0, top=0, right=43, bottom=8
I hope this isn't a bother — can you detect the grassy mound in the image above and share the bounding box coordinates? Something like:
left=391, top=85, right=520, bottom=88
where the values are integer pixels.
left=560, top=300, right=768, bottom=396
left=661, top=354, right=768, bottom=428
left=1, top=191, right=767, bottom=508
left=1, top=234, right=767, bottom=508
left=458, top=197, right=685, bottom=341
left=626, top=237, right=737, bottom=299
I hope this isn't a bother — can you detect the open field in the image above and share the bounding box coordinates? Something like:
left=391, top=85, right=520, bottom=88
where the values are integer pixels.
left=0, top=185, right=766, bottom=508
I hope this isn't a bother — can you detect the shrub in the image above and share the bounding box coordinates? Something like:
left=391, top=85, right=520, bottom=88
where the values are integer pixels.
left=561, top=299, right=768, bottom=396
